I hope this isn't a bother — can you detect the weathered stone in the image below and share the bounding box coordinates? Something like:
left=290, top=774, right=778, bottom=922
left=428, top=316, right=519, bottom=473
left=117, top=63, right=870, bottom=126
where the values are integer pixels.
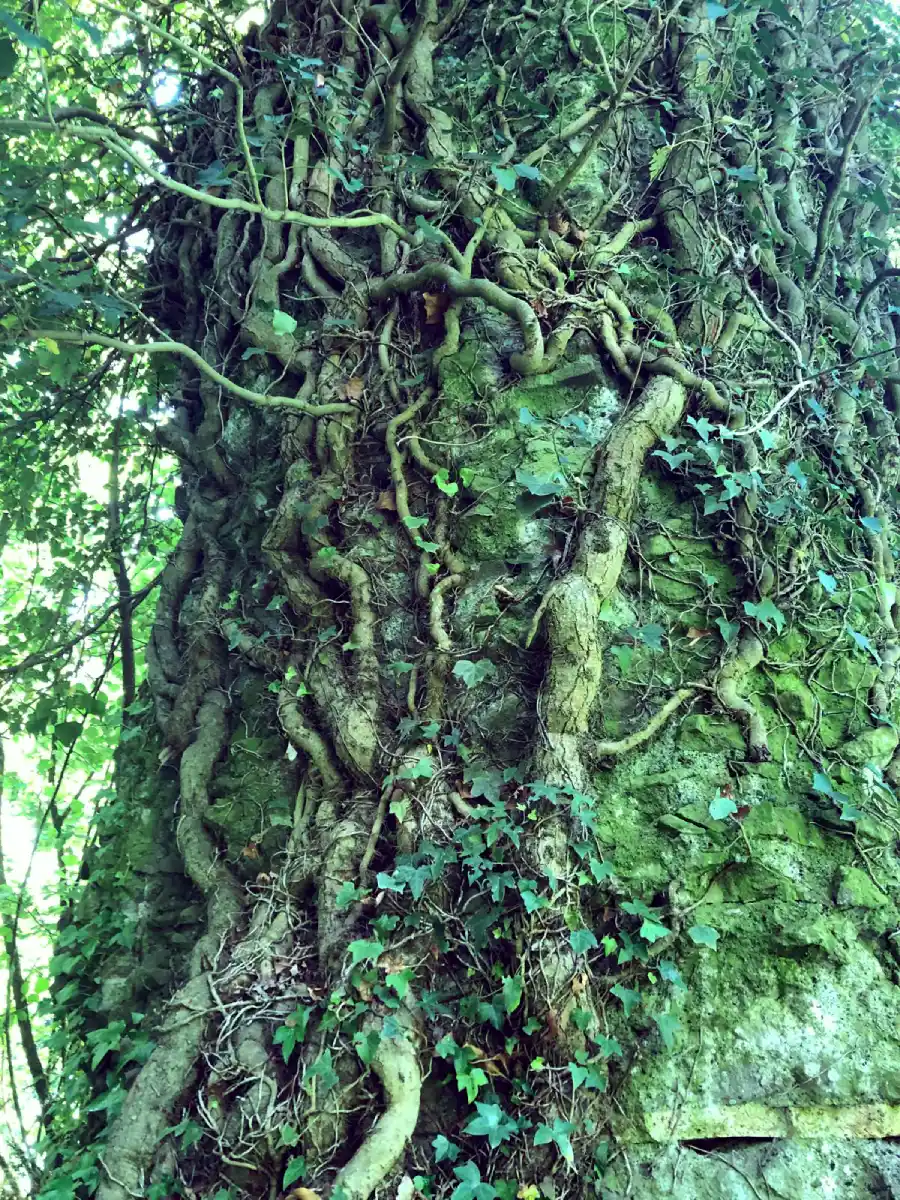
left=842, top=724, right=899, bottom=767
left=836, top=866, right=891, bottom=909
left=676, top=713, right=747, bottom=753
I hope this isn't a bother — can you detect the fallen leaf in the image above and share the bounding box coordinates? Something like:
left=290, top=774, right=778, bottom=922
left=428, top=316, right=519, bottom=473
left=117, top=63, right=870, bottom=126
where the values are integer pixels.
left=549, top=213, right=570, bottom=236
left=423, top=291, right=451, bottom=325
left=396, top=1178, right=415, bottom=1200
left=376, top=488, right=397, bottom=511
left=287, top=1189, right=321, bottom=1200
left=572, top=224, right=589, bottom=244
left=685, top=626, right=712, bottom=644
left=242, top=843, right=260, bottom=860
left=345, top=376, right=365, bottom=400
left=531, top=297, right=549, bottom=318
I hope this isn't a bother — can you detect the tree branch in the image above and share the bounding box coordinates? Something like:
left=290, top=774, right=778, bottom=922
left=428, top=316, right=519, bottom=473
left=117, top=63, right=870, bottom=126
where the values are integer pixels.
left=14, top=330, right=355, bottom=416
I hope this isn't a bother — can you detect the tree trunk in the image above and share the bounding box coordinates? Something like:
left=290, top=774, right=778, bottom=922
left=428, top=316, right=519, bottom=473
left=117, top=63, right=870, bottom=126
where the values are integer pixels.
left=31, top=0, right=900, bottom=1197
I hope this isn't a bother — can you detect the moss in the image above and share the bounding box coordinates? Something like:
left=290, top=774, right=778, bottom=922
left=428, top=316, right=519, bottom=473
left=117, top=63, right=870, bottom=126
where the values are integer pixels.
left=742, top=802, right=825, bottom=847
left=841, top=724, right=899, bottom=767
left=772, top=671, right=816, bottom=725
left=836, top=865, right=892, bottom=909
left=766, top=628, right=810, bottom=663
left=676, top=713, right=746, bottom=754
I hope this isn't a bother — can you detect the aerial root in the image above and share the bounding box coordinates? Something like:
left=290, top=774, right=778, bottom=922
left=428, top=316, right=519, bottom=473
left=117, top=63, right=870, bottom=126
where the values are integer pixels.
left=332, top=1021, right=422, bottom=1200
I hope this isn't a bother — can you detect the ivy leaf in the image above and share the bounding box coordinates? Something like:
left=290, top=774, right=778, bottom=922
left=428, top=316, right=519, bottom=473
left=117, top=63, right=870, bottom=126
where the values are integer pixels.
left=272, top=309, right=297, bottom=336
left=452, top=1161, right=497, bottom=1200
left=610, top=983, right=641, bottom=1015
left=433, top=1134, right=461, bottom=1163
left=639, top=918, right=671, bottom=944
left=634, top=622, right=665, bottom=650
left=464, top=1102, right=520, bottom=1148
left=848, top=627, right=881, bottom=666
left=491, top=164, right=518, bottom=191
left=758, top=428, right=777, bottom=450
left=709, top=793, right=738, bottom=820
left=715, top=617, right=740, bottom=643
left=335, top=879, right=367, bottom=908
left=860, top=515, right=883, bottom=533
left=502, top=974, right=523, bottom=1014
left=686, top=415, right=718, bottom=442
left=786, top=461, right=808, bottom=490
left=570, top=928, right=598, bottom=955
left=726, top=164, right=759, bottom=182
left=0, top=8, right=52, bottom=50
left=706, top=0, right=730, bottom=17
left=654, top=1010, right=681, bottom=1048
left=283, top=1158, right=306, bottom=1188
left=452, top=659, right=497, bottom=688
left=649, top=145, right=672, bottom=182
left=813, top=771, right=838, bottom=798
left=659, top=959, right=688, bottom=992
left=743, top=598, right=786, bottom=633
left=515, top=468, right=566, bottom=496
left=817, top=570, right=837, bottom=594
left=533, top=1118, right=576, bottom=1165
left=513, top=162, right=541, bottom=180
left=0, top=37, right=14, bottom=77
left=688, top=924, right=719, bottom=950
left=654, top=449, right=692, bottom=469
left=415, top=214, right=445, bottom=242
left=347, top=939, right=385, bottom=965
left=433, top=468, right=459, bottom=496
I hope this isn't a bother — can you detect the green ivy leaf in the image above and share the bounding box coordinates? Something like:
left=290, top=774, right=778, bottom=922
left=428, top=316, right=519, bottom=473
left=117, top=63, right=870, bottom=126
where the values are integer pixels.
left=533, top=1118, right=575, bottom=1164
left=452, top=659, right=497, bottom=688
left=639, top=918, right=671, bottom=944
left=283, top=1158, right=306, bottom=1188
left=860, top=515, right=883, bottom=533
left=743, top=597, right=786, bottom=633
left=464, top=1102, right=520, bottom=1148
left=513, top=162, right=541, bottom=180
left=451, top=1161, right=497, bottom=1200
left=272, top=309, right=297, bottom=336
left=610, top=983, right=641, bottom=1015
left=709, top=793, right=738, bottom=820
left=653, top=1010, right=681, bottom=1048
left=502, top=974, right=523, bottom=1014
left=415, top=214, right=445, bottom=242
left=848, top=627, right=882, bottom=665
left=433, top=468, right=459, bottom=496
left=515, top=468, right=566, bottom=496
left=334, top=880, right=367, bottom=909
left=347, top=939, right=385, bottom=965
left=491, top=164, right=518, bottom=191
left=433, top=1134, right=461, bottom=1163
left=715, top=617, right=740, bottom=643
left=570, top=928, right=598, bottom=955
left=0, top=37, right=16, bottom=77
left=659, top=959, right=688, bottom=991
left=817, top=570, right=838, bottom=594
left=0, top=8, right=52, bottom=50
left=688, top=924, right=719, bottom=950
